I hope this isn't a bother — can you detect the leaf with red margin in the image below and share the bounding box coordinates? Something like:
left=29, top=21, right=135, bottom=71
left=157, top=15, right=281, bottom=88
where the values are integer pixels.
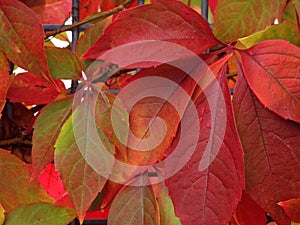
left=0, top=0, right=57, bottom=87
left=0, top=52, right=8, bottom=118
left=6, top=72, right=65, bottom=105
left=20, top=0, right=72, bottom=24
left=232, top=69, right=300, bottom=225
left=279, top=199, right=300, bottom=223
left=239, top=40, right=300, bottom=123
left=209, top=0, right=217, bottom=16
left=214, top=0, right=286, bottom=42
left=32, top=96, right=73, bottom=179
left=231, top=192, right=266, bottom=225
left=82, top=0, right=218, bottom=61
left=0, top=149, right=54, bottom=212
left=45, top=47, right=82, bottom=80
left=55, top=91, right=114, bottom=222
left=107, top=177, right=159, bottom=225
left=165, top=58, right=244, bottom=225
left=38, top=164, right=67, bottom=200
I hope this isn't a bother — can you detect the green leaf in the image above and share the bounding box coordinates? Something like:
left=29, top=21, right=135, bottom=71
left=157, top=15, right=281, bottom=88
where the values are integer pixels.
left=76, top=19, right=111, bottom=70
left=0, top=149, right=54, bottom=212
left=214, top=0, right=286, bottom=42
left=32, top=96, right=73, bottom=179
left=55, top=90, right=114, bottom=222
left=45, top=47, right=82, bottom=80
left=0, top=204, right=4, bottom=225
left=108, top=180, right=159, bottom=225
left=4, top=203, right=76, bottom=225
left=157, top=185, right=182, bottom=225
left=237, top=22, right=300, bottom=48
left=0, top=0, right=56, bottom=87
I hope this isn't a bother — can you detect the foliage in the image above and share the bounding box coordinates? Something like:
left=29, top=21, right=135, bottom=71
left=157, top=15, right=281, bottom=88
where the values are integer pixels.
left=0, top=0, right=299, bottom=225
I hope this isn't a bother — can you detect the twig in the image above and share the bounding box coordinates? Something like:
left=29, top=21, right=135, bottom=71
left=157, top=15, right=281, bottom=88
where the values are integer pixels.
left=0, top=138, right=32, bottom=147
left=45, top=0, right=134, bottom=39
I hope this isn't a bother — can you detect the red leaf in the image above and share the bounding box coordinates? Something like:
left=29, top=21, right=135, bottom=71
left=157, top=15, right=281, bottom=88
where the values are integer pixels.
left=209, top=0, right=217, bottom=16
left=79, top=0, right=102, bottom=21
left=0, top=52, right=9, bottom=118
left=165, top=60, right=244, bottom=225
left=38, top=164, right=67, bottom=200
left=240, top=40, right=300, bottom=123
left=6, top=72, right=65, bottom=105
left=232, top=192, right=266, bottom=225
left=0, top=0, right=57, bottom=88
left=279, top=198, right=300, bottom=223
left=232, top=69, right=300, bottom=225
left=82, top=0, right=218, bottom=61
left=20, top=0, right=72, bottom=24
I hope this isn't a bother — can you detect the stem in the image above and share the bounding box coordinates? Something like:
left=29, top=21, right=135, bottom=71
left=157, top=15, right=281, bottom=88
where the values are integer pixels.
left=45, top=0, right=134, bottom=39
left=0, top=138, right=32, bottom=147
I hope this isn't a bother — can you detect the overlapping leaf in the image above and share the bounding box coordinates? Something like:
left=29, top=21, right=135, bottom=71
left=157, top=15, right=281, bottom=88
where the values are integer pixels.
left=279, top=199, right=300, bottom=223
left=45, top=47, right=82, bottom=80
left=107, top=180, right=159, bottom=225
left=0, top=149, right=54, bottom=212
left=79, top=0, right=102, bottom=21
left=6, top=72, right=65, bottom=105
left=55, top=90, right=114, bottom=222
left=231, top=192, right=266, bottom=225
left=4, top=203, right=76, bottom=225
left=20, top=0, right=72, bottom=24
left=0, top=52, right=8, bottom=118
left=156, top=184, right=182, bottom=225
left=32, top=96, right=73, bottom=179
left=165, top=59, right=244, bottom=225
left=76, top=19, right=111, bottom=70
left=233, top=71, right=300, bottom=225
left=240, top=40, right=300, bottom=123
left=82, top=0, right=218, bottom=61
left=214, top=0, right=286, bottom=42
left=238, top=22, right=300, bottom=48
left=0, top=0, right=56, bottom=87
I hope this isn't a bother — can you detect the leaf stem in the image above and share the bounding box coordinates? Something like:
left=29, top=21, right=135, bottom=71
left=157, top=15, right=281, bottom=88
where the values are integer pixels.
left=45, top=0, right=134, bottom=39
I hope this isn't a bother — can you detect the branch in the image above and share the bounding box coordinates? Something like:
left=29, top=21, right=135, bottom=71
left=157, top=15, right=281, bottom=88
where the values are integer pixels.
left=45, top=0, right=134, bottom=39
left=0, top=138, right=32, bottom=147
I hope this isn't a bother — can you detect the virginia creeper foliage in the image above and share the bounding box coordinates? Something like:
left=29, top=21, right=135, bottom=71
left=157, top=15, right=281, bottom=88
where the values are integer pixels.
left=0, top=0, right=299, bottom=225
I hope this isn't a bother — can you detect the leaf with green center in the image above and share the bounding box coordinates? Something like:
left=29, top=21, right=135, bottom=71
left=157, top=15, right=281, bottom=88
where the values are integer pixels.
left=55, top=89, right=114, bottom=222
left=4, top=203, right=76, bottom=225
left=232, top=70, right=300, bottom=225
left=214, top=0, right=286, bottom=42
left=45, top=47, right=82, bottom=80
left=239, top=40, right=300, bottom=123
left=0, top=0, right=57, bottom=88
left=278, top=199, right=300, bottom=223
left=0, top=149, right=54, bottom=212
left=32, top=96, right=73, bottom=179
left=0, top=52, right=8, bottom=118
left=76, top=19, right=111, bottom=70
left=107, top=178, right=159, bottom=225
left=237, top=22, right=300, bottom=49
